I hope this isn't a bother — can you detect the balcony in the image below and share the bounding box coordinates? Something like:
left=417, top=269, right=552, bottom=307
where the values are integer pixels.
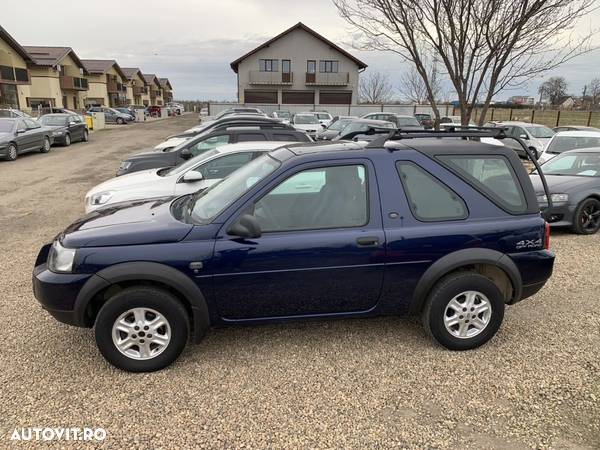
left=107, top=79, right=118, bottom=93
left=59, top=75, right=88, bottom=91
left=133, top=86, right=146, bottom=96
left=305, top=72, right=349, bottom=86
left=249, top=71, right=293, bottom=85
left=0, top=65, right=30, bottom=84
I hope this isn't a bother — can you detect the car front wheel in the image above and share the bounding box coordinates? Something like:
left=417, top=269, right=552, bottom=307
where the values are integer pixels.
left=5, top=143, right=17, bottom=161
left=116, top=118, right=124, bottom=125
left=95, top=287, right=189, bottom=372
left=82, top=129, right=89, bottom=142
left=571, top=198, right=600, bottom=235
left=422, top=272, right=505, bottom=350
left=64, top=133, right=71, bottom=146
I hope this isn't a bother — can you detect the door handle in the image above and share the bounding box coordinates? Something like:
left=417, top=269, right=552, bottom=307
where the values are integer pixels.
left=356, top=236, right=379, bottom=246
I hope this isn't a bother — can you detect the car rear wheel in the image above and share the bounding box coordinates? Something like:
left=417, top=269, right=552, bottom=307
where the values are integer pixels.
left=4, top=143, right=17, bottom=161
left=422, top=272, right=505, bottom=350
left=40, top=137, right=51, bottom=153
left=64, top=133, right=71, bottom=146
left=95, top=287, right=189, bottom=372
left=116, top=117, right=124, bottom=125
left=571, top=198, right=600, bottom=235
left=82, top=129, right=89, bottom=142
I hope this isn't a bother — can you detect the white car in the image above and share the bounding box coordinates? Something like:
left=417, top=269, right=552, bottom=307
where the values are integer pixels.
left=537, top=130, right=600, bottom=164
left=313, top=112, right=333, bottom=127
left=85, top=142, right=291, bottom=213
left=292, top=113, right=321, bottom=138
left=500, top=121, right=555, bottom=159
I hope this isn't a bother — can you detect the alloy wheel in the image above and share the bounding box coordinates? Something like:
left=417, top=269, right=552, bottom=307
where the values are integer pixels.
left=43, top=138, right=50, bottom=151
left=8, top=145, right=17, bottom=160
left=443, top=291, right=492, bottom=339
left=580, top=203, right=600, bottom=232
left=111, top=307, right=171, bottom=360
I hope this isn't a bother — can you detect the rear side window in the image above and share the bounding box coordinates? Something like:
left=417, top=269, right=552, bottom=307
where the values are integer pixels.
left=437, top=155, right=527, bottom=213
left=396, top=162, right=467, bottom=221
left=236, top=132, right=267, bottom=141
left=272, top=133, right=298, bottom=141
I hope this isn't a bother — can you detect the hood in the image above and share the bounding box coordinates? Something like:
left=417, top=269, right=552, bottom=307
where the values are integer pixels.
left=155, top=137, right=187, bottom=150
left=127, top=146, right=169, bottom=158
left=530, top=174, right=597, bottom=194
left=61, top=197, right=192, bottom=248
left=87, top=168, right=163, bottom=195
left=294, top=124, right=319, bottom=132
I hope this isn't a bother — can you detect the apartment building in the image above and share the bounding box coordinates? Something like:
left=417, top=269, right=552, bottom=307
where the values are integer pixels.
left=143, top=74, right=163, bottom=105
left=0, top=25, right=32, bottom=109
left=159, top=78, right=173, bottom=103
left=81, top=59, right=128, bottom=107
left=23, top=46, right=88, bottom=110
left=122, top=67, right=148, bottom=106
left=230, top=22, right=367, bottom=105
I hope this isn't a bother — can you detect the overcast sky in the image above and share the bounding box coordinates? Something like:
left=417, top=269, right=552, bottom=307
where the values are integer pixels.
left=5, top=0, right=600, bottom=101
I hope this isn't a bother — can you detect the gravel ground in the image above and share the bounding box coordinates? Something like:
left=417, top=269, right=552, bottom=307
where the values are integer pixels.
left=0, top=114, right=598, bottom=449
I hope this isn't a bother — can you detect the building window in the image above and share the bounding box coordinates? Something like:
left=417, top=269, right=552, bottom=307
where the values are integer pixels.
left=14, top=68, right=29, bottom=82
left=319, top=60, right=339, bottom=73
left=307, top=60, right=316, bottom=74
left=259, top=59, right=279, bottom=72
left=0, top=84, right=19, bottom=108
left=0, top=65, right=15, bottom=81
left=282, top=60, right=291, bottom=73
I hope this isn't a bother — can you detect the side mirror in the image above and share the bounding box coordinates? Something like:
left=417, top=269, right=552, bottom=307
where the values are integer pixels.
left=520, top=134, right=528, bottom=140
left=16, top=128, right=26, bottom=134
left=180, top=148, right=193, bottom=160
left=321, top=123, right=327, bottom=129
left=69, top=121, right=76, bottom=126
left=182, top=171, right=203, bottom=182
left=227, top=214, right=261, bottom=239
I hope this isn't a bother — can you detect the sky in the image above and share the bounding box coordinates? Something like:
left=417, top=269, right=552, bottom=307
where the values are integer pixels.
left=4, top=0, right=600, bottom=101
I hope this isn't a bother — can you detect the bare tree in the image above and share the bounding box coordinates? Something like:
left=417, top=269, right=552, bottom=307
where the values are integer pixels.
left=359, top=71, right=394, bottom=103
left=333, top=0, right=596, bottom=125
left=398, top=60, right=445, bottom=104
left=539, top=76, right=568, bottom=106
left=587, top=78, right=600, bottom=110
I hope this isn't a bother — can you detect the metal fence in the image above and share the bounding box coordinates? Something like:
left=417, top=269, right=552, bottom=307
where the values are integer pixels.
left=207, top=102, right=455, bottom=118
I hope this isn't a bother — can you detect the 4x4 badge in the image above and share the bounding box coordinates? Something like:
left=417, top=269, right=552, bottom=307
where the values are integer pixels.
left=516, top=239, right=542, bottom=250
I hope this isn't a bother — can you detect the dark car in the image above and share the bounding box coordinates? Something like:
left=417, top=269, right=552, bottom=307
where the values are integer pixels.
left=315, top=116, right=357, bottom=141
left=362, top=112, right=424, bottom=130
left=415, top=113, right=434, bottom=129
left=115, top=107, right=136, bottom=120
left=167, top=115, right=292, bottom=141
left=117, top=123, right=311, bottom=176
left=37, top=114, right=89, bottom=146
left=530, top=148, right=600, bottom=234
left=333, top=119, right=397, bottom=141
left=38, top=107, right=80, bottom=117
left=0, top=118, right=53, bottom=161
left=33, top=132, right=554, bottom=371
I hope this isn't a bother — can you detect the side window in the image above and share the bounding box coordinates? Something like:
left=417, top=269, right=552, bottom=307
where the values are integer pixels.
left=396, top=162, right=467, bottom=221
left=189, top=135, right=230, bottom=156
left=25, top=119, right=40, bottom=129
left=273, top=133, right=299, bottom=141
left=236, top=132, right=267, bottom=142
left=437, top=155, right=527, bottom=213
left=196, top=152, right=255, bottom=179
left=253, top=164, right=368, bottom=232
left=17, top=119, right=27, bottom=131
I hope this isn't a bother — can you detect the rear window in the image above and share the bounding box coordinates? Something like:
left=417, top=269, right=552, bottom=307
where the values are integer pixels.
left=437, top=155, right=527, bottom=213
left=396, top=162, right=467, bottom=221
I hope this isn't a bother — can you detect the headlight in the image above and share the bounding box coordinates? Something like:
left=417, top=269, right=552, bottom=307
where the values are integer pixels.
left=48, top=240, right=76, bottom=273
left=52, top=130, right=65, bottom=136
left=89, top=191, right=114, bottom=206
left=119, top=161, right=132, bottom=171
left=537, top=193, right=569, bottom=203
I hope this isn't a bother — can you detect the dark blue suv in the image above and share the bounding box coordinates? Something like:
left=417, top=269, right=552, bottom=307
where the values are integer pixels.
left=33, top=134, right=555, bottom=371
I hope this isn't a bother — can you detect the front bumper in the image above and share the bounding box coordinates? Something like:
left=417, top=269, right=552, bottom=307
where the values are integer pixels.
left=539, top=202, right=576, bottom=227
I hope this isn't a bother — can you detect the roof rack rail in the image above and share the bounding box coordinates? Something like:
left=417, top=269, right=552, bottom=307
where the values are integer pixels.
left=349, top=125, right=554, bottom=217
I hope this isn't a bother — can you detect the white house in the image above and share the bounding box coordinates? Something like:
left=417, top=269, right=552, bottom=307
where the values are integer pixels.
left=230, top=22, right=367, bottom=105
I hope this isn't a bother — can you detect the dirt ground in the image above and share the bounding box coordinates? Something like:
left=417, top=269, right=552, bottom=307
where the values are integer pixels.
left=0, top=114, right=598, bottom=449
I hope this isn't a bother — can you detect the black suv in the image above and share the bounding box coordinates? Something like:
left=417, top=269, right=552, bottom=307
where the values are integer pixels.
left=117, top=123, right=311, bottom=176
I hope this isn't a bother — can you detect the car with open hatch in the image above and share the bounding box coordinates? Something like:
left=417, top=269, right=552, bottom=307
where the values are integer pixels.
left=33, top=133, right=555, bottom=372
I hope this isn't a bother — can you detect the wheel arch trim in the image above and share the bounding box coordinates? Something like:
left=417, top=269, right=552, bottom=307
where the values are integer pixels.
left=409, top=248, right=522, bottom=314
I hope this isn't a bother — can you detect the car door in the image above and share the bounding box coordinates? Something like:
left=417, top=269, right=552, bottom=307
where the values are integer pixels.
left=103, top=108, right=115, bottom=123
left=14, top=119, right=31, bottom=151
left=24, top=119, right=43, bottom=151
left=211, top=160, right=385, bottom=320
left=67, top=115, right=83, bottom=140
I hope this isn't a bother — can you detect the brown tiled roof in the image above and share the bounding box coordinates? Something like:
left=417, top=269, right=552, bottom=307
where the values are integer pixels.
left=159, top=78, right=172, bottom=90
left=0, top=25, right=33, bottom=62
left=81, top=59, right=126, bottom=79
left=23, top=46, right=87, bottom=73
left=121, top=67, right=144, bottom=82
left=142, top=73, right=161, bottom=87
left=230, top=22, right=368, bottom=73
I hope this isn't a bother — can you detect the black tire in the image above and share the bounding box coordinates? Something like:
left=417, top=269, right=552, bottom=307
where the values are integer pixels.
left=40, top=136, right=51, bottom=153
left=422, top=272, right=505, bottom=351
left=4, top=143, right=17, bottom=161
left=82, top=129, right=89, bottom=142
left=64, top=133, right=71, bottom=146
left=95, top=287, right=189, bottom=372
left=116, top=117, right=124, bottom=125
left=571, top=197, right=600, bottom=235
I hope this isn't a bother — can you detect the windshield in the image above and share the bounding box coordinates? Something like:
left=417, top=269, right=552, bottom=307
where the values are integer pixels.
left=274, top=111, right=291, bottom=119
left=397, top=117, right=421, bottom=127
left=39, top=116, right=67, bottom=126
left=0, top=120, right=15, bottom=132
left=315, top=113, right=330, bottom=120
left=294, top=115, right=318, bottom=125
left=168, top=129, right=212, bottom=152
left=328, top=119, right=353, bottom=131
left=189, top=154, right=280, bottom=223
left=162, top=149, right=220, bottom=176
left=540, top=152, right=600, bottom=177
left=545, top=136, right=600, bottom=154
left=341, top=121, right=395, bottom=135
left=527, top=126, right=554, bottom=139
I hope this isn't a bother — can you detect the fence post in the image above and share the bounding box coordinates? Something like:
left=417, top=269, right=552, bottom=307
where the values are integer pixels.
left=509, top=109, right=513, bottom=121
left=531, top=109, right=535, bottom=123
left=555, top=110, right=561, bottom=127
left=490, top=108, right=494, bottom=121
left=380, top=104, right=384, bottom=112
left=587, top=110, right=592, bottom=126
